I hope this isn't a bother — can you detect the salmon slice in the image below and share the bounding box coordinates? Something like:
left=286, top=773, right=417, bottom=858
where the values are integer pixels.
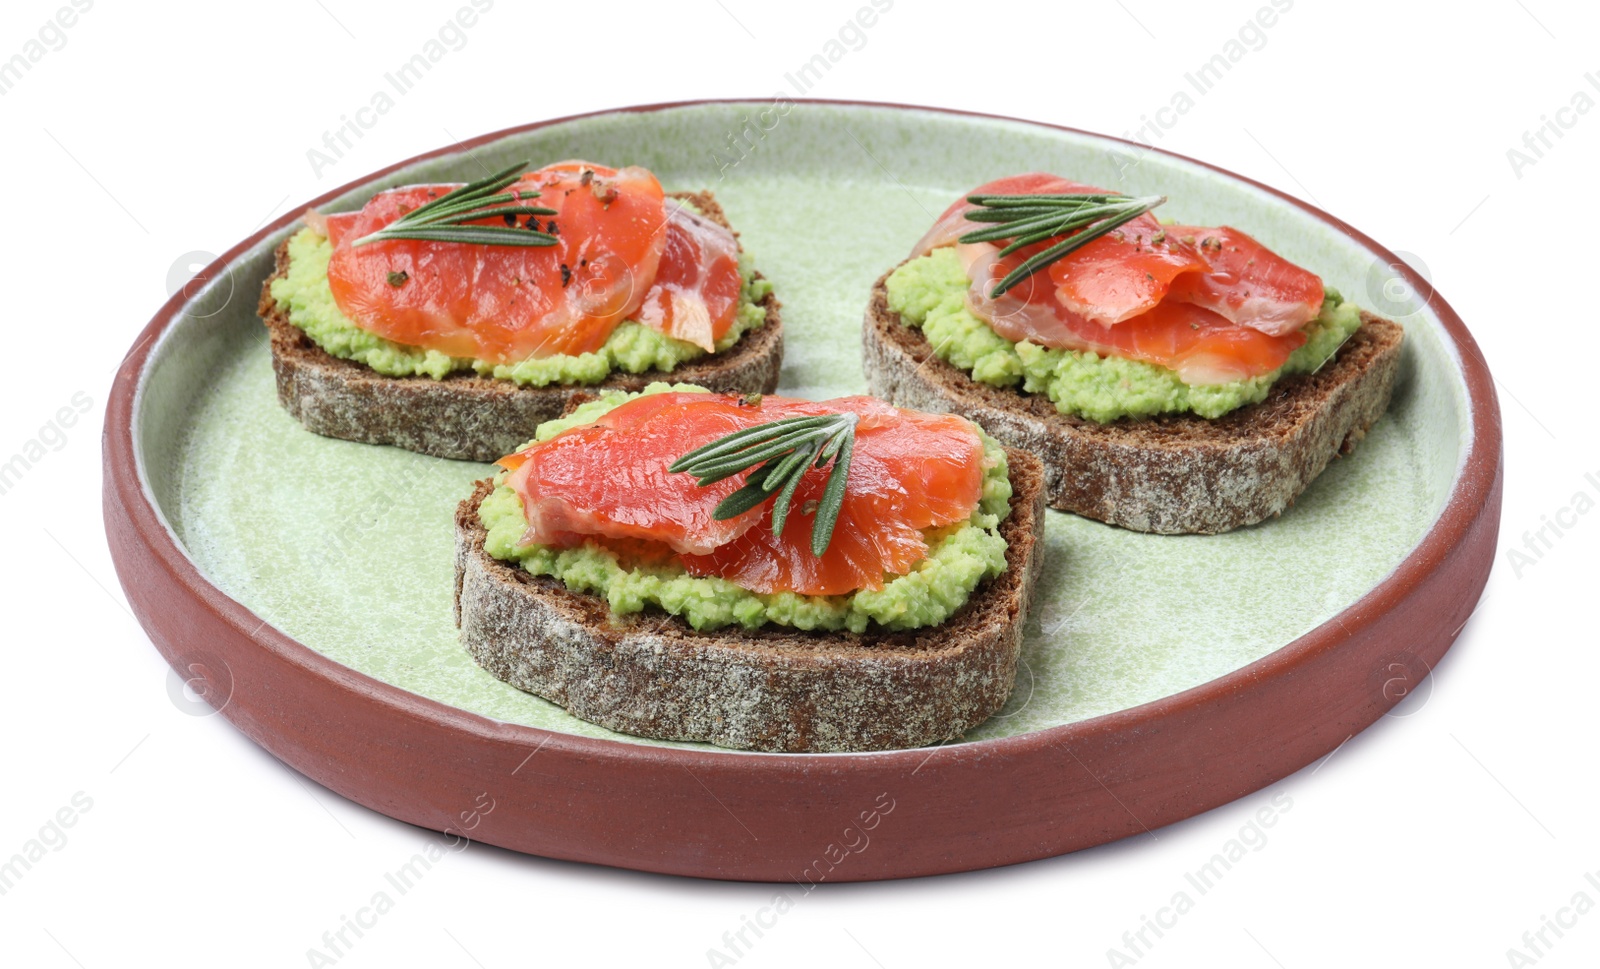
left=964, top=243, right=1305, bottom=384
left=917, top=173, right=1328, bottom=383
left=915, top=173, right=1207, bottom=326
left=911, top=172, right=1076, bottom=256
left=1164, top=225, right=1325, bottom=336
left=1060, top=301, right=1307, bottom=385
left=1042, top=216, right=1208, bottom=326
left=321, top=161, right=671, bottom=364
left=499, top=393, right=987, bottom=596
left=632, top=201, right=743, bottom=352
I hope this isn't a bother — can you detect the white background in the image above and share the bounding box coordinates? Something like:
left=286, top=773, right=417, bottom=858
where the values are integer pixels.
left=1, top=1, right=1595, bottom=966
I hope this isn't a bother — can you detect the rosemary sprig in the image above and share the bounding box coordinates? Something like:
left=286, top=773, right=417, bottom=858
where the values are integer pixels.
left=351, top=160, right=559, bottom=248
left=959, top=192, right=1167, bottom=297
left=669, top=412, right=859, bottom=556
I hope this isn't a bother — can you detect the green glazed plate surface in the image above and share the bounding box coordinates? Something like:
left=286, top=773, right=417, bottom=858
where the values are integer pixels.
left=136, top=102, right=1469, bottom=750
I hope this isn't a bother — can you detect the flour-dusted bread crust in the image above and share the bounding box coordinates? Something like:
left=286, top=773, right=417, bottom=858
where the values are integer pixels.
left=258, top=191, right=783, bottom=462
left=862, top=267, right=1404, bottom=534
left=453, top=449, right=1046, bottom=753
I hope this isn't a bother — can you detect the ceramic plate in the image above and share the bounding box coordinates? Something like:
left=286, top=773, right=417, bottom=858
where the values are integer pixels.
left=105, top=100, right=1500, bottom=881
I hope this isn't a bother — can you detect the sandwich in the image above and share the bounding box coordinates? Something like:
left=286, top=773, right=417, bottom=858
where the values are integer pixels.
left=259, top=160, right=782, bottom=461
left=453, top=383, right=1046, bottom=752
left=862, top=172, right=1403, bottom=534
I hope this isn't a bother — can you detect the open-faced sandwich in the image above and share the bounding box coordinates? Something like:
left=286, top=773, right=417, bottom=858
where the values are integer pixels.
left=863, top=173, right=1404, bottom=534
left=453, top=383, right=1046, bottom=752
left=260, top=161, right=782, bottom=461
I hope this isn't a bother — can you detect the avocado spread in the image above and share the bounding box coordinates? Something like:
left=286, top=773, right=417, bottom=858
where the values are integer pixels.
left=478, top=383, right=1013, bottom=633
left=268, top=228, right=773, bottom=386
left=885, top=246, right=1364, bottom=422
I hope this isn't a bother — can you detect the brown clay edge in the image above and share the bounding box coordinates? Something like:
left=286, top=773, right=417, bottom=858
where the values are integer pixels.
left=103, top=100, right=1502, bottom=882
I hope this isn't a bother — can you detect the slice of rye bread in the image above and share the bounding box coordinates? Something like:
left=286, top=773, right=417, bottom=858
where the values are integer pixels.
left=453, top=448, right=1047, bottom=753
left=257, top=191, right=783, bottom=463
left=862, top=267, right=1405, bottom=534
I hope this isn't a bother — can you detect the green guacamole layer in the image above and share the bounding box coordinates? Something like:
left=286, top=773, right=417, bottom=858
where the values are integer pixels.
left=885, top=247, right=1365, bottom=422
left=268, top=228, right=773, bottom=387
left=478, top=383, right=1014, bottom=633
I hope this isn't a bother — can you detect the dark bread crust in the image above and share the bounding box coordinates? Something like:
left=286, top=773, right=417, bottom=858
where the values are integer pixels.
left=862, top=267, right=1405, bottom=534
left=453, top=449, right=1047, bottom=753
left=258, top=191, right=783, bottom=462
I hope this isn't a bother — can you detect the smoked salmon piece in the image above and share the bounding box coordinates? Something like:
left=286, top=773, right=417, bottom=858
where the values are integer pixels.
left=911, top=172, right=1078, bottom=256
left=915, top=172, right=1208, bottom=326
left=318, top=161, right=745, bottom=364
left=323, top=162, right=666, bottom=363
left=1164, top=225, right=1325, bottom=336
left=1042, top=216, right=1208, bottom=326
left=499, top=393, right=987, bottom=596
left=633, top=202, right=743, bottom=352
left=921, top=173, right=1327, bottom=384
left=965, top=244, right=1305, bottom=385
